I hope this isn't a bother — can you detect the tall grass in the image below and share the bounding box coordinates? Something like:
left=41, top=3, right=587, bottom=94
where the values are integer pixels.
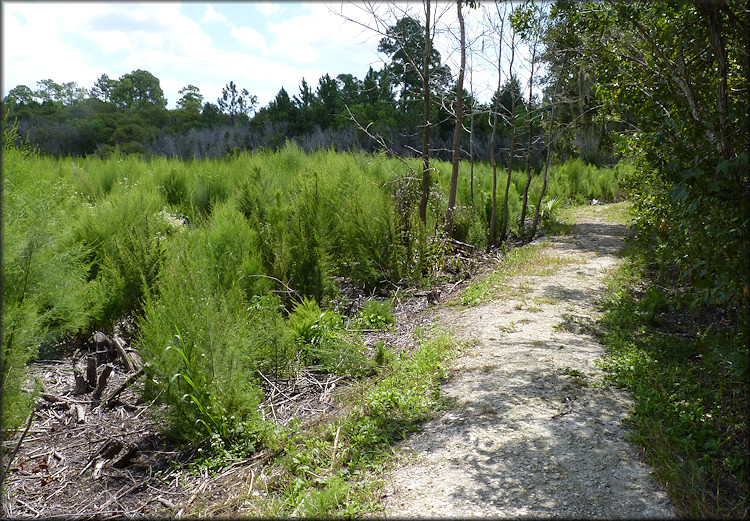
left=2, top=118, right=94, bottom=428
left=2, top=135, right=622, bottom=445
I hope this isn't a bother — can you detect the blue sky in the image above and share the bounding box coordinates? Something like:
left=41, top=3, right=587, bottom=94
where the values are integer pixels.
left=2, top=2, right=526, bottom=110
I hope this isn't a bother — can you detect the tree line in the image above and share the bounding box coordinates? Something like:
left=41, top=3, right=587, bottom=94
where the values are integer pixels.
left=2, top=0, right=747, bottom=305
left=1, top=14, right=548, bottom=165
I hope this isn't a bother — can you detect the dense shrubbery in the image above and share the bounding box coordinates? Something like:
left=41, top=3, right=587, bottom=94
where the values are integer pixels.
left=1, top=129, right=620, bottom=445
left=598, top=242, right=748, bottom=518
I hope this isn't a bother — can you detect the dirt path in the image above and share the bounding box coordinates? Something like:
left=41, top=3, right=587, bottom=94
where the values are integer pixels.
left=381, top=205, right=675, bottom=518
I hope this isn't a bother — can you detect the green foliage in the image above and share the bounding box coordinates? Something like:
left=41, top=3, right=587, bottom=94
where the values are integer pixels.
left=287, top=298, right=372, bottom=376
left=138, top=266, right=281, bottom=447
left=598, top=245, right=749, bottom=518
left=546, top=158, right=623, bottom=204
left=1, top=139, right=614, bottom=447
left=546, top=1, right=749, bottom=311
left=71, top=184, right=166, bottom=326
left=2, top=117, right=94, bottom=427
left=373, top=341, right=396, bottom=368
left=258, top=329, right=457, bottom=518
left=348, top=331, right=455, bottom=464
left=357, top=300, right=395, bottom=330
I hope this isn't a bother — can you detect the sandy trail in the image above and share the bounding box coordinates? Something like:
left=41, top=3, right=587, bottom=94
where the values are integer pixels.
left=381, top=206, right=675, bottom=518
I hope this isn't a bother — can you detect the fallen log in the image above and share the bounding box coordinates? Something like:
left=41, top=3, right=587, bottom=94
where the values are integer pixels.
left=41, top=393, right=70, bottom=404
left=112, top=334, right=135, bottom=372
left=448, top=237, right=476, bottom=253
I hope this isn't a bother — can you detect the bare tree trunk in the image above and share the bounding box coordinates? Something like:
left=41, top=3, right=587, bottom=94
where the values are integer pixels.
left=419, top=0, right=433, bottom=224
left=488, top=109, right=499, bottom=251
left=499, top=34, right=516, bottom=245
left=519, top=42, right=537, bottom=238
left=445, top=0, right=466, bottom=238
left=487, top=6, right=505, bottom=251
left=468, top=50, right=476, bottom=207
left=469, top=84, right=475, bottom=206
left=531, top=80, right=561, bottom=238
left=699, top=3, right=731, bottom=160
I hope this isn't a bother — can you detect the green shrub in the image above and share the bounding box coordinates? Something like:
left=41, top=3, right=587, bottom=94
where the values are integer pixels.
left=137, top=253, right=285, bottom=446
left=287, top=298, right=372, bottom=376
left=160, top=167, right=189, bottom=207
left=357, top=299, right=395, bottom=330
left=598, top=247, right=748, bottom=517
left=545, top=158, right=622, bottom=204
left=2, top=118, right=94, bottom=427
left=1, top=135, right=629, bottom=448
left=71, top=186, right=166, bottom=326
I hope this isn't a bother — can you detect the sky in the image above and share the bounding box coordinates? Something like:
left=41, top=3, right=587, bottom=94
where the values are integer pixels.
left=2, top=1, right=529, bottom=111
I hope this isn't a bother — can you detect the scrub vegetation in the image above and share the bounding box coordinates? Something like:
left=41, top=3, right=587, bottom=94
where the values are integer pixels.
left=2, top=115, right=623, bottom=443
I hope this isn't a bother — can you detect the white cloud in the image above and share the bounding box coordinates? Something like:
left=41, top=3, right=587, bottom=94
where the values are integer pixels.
left=2, top=3, right=102, bottom=91
left=201, top=5, right=230, bottom=25
left=4, top=1, right=475, bottom=108
left=255, top=3, right=282, bottom=17
left=231, top=27, right=270, bottom=55
left=266, top=3, right=379, bottom=67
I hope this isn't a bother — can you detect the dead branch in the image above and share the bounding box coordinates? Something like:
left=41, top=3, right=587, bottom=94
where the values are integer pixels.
left=448, top=238, right=476, bottom=253
left=103, top=365, right=146, bottom=408
left=2, top=408, right=36, bottom=480
left=112, top=335, right=135, bottom=373
left=93, top=364, right=114, bottom=399
left=345, top=106, right=421, bottom=179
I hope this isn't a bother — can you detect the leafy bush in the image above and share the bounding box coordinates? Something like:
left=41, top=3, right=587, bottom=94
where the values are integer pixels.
left=287, top=298, right=372, bottom=376
left=2, top=116, right=94, bottom=427
left=546, top=158, right=623, bottom=204
left=71, top=185, right=166, bottom=326
left=137, top=257, right=284, bottom=446
left=1, top=137, right=621, bottom=446
left=357, top=299, right=395, bottom=330
left=598, top=246, right=748, bottom=518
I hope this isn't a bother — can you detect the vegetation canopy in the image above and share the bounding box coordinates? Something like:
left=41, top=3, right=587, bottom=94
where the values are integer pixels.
left=1, top=1, right=747, bottom=516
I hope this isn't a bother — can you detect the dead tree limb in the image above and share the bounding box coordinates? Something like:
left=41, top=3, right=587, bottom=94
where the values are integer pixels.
left=93, top=364, right=114, bottom=398
left=103, top=366, right=146, bottom=408
left=2, top=408, right=36, bottom=481
left=112, top=335, right=135, bottom=373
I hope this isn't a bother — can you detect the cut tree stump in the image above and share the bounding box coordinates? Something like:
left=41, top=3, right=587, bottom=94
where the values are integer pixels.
left=111, top=444, right=138, bottom=468
left=86, top=356, right=98, bottom=389
left=99, top=439, right=124, bottom=460
left=73, top=367, right=88, bottom=395
left=93, top=364, right=113, bottom=398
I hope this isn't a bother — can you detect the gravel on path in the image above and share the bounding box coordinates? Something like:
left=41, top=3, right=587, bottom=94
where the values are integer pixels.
left=381, top=206, right=675, bottom=518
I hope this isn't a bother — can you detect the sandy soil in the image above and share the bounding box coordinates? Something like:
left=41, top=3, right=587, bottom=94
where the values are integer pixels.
left=380, top=206, right=675, bottom=518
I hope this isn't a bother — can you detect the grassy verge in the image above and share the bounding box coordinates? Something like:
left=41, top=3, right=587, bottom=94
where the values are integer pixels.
left=559, top=200, right=634, bottom=226
left=596, top=243, right=749, bottom=518
left=458, top=244, right=578, bottom=307
left=191, top=328, right=459, bottom=517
